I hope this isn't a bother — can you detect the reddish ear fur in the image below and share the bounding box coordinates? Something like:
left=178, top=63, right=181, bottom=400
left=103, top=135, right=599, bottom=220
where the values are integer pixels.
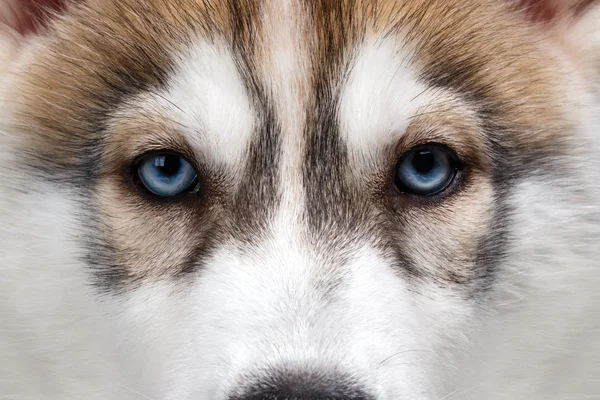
left=514, top=0, right=596, bottom=23
left=512, top=0, right=600, bottom=84
left=1, top=0, right=66, bottom=35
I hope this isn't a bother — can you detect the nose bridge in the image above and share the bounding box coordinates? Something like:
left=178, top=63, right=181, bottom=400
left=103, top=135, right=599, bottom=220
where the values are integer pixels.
left=218, top=204, right=387, bottom=400
left=239, top=213, right=344, bottom=338
left=263, top=218, right=328, bottom=300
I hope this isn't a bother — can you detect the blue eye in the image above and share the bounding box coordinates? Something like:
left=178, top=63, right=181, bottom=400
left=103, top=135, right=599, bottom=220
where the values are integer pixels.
left=136, top=152, right=199, bottom=197
left=395, top=145, right=458, bottom=196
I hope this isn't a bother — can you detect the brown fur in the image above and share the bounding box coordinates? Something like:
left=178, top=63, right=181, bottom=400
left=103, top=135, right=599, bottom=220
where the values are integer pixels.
left=4, top=0, right=596, bottom=286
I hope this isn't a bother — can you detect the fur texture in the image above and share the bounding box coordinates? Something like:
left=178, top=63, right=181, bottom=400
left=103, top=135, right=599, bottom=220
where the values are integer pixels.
left=1, top=0, right=599, bottom=399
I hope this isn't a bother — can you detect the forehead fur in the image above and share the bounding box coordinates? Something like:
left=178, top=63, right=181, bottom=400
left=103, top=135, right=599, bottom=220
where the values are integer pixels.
left=10, top=0, right=568, bottom=164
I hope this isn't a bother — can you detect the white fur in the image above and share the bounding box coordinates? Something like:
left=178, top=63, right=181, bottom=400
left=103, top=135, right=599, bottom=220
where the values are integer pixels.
left=339, top=38, right=427, bottom=165
left=451, top=64, right=600, bottom=399
left=0, top=142, right=135, bottom=399
left=159, top=40, right=256, bottom=176
left=1, top=3, right=600, bottom=400
left=338, top=37, right=473, bottom=177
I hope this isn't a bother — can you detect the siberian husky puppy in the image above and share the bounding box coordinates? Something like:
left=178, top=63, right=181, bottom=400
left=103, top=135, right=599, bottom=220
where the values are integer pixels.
left=1, top=0, right=599, bottom=399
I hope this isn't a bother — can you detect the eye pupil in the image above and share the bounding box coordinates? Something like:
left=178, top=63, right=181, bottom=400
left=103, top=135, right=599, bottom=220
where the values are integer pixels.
left=412, top=150, right=435, bottom=173
left=155, top=155, right=182, bottom=176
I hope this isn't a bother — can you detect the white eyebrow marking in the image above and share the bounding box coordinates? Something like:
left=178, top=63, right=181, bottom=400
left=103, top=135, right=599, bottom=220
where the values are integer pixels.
left=156, top=40, right=256, bottom=174
left=339, top=38, right=431, bottom=166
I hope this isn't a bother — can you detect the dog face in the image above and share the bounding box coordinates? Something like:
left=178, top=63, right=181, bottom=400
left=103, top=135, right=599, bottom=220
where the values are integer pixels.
left=1, top=0, right=599, bottom=399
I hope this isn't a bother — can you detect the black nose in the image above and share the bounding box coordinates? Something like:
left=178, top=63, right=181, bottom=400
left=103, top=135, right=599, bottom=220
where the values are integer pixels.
left=232, top=388, right=372, bottom=400
left=229, top=372, right=374, bottom=400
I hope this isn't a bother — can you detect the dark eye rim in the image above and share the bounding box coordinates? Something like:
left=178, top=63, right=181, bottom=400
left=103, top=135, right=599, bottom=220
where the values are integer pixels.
left=393, top=143, right=463, bottom=198
left=130, top=149, right=203, bottom=200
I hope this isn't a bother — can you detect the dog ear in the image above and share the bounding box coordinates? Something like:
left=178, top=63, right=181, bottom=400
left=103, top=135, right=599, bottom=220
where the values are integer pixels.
left=513, top=0, right=595, bottom=23
left=512, top=0, right=600, bottom=80
left=1, top=0, right=68, bottom=70
left=1, top=0, right=66, bottom=35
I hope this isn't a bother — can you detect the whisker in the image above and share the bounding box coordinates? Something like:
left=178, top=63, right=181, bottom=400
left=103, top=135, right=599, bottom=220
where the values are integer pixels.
left=119, top=384, right=157, bottom=400
left=377, top=348, right=431, bottom=368
left=438, top=383, right=482, bottom=400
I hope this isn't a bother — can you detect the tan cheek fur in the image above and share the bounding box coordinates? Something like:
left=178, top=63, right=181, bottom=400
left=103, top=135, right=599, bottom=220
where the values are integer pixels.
left=98, top=106, right=227, bottom=283
left=375, top=100, right=495, bottom=284
left=96, top=180, right=202, bottom=281
left=401, top=177, right=495, bottom=284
